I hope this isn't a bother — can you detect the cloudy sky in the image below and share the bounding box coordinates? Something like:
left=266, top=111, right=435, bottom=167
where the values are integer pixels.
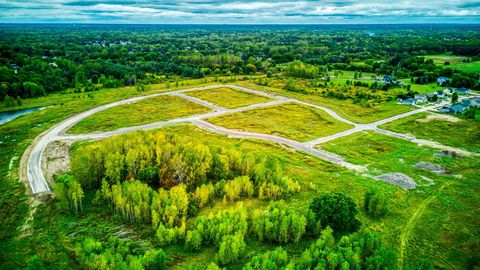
left=0, top=0, right=479, bottom=24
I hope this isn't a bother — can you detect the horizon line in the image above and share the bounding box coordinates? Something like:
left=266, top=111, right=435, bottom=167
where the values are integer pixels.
left=1, top=22, right=480, bottom=25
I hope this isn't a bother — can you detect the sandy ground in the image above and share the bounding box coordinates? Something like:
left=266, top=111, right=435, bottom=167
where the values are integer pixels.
left=416, top=113, right=462, bottom=123
left=41, top=140, right=72, bottom=186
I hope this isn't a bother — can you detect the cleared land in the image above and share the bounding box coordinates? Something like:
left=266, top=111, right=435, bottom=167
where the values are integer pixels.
left=379, top=112, right=480, bottom=153
left=317, top=131, right=451, bottom=181
left=207, top=102, right=354, bottom=142
left=425, top=54, right=480, bottom=73
left=185, top=87, right=273, bottom=109
left=68, top=95, right=211, bottom=134
left=317, top=130, right=480, bottom=268
left=235, top=80, right=414, bottom=124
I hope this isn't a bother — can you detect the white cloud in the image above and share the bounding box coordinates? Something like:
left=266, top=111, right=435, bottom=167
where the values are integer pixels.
left=0, top=0, right=478, bottom=23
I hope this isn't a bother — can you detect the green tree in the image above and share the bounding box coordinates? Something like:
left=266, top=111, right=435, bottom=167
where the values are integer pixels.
left=309, top=192, right=359, bottom=233
left=143, top=249, right=167, bottom=270
left=364, top=188, right=389, bottom=218
left=452, top=92, right=459, bottom=103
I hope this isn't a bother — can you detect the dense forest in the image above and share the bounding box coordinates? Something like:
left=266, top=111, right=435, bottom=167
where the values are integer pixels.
left=1, top=24, right=479, bottom=102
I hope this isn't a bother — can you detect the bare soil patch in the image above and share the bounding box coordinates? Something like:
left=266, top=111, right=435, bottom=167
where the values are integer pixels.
left=416, top=113, right=461, bottom=123
left=41, top=140, right=72, bottom=186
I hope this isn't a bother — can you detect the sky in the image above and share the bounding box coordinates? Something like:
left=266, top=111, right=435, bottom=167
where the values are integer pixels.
left=0, top=0, right=479, bottom=24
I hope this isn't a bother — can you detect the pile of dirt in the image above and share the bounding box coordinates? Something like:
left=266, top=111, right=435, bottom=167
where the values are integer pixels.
left=416, top=113, right=461, bottom=123
left=41, top=140, right=72, bottom=185
left=414, top=162, right=448, bottom=174
left=376, top=173, right=417, bottom=190
left=435, top=150, right=461, bottom=159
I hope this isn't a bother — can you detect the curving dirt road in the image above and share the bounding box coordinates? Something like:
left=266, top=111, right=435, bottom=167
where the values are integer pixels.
left=22, top=84, right=458, bottom=194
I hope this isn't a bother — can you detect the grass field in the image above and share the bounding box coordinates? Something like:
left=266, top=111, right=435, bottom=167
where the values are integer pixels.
left=317, top=130, right=480, bottom=269
left=68, top=95, right=211, bottom=134
left=379, top=112, right=480, bottom=153
left=185, top=87, right=273, bottom=109
left=207, top=102, right=354, bottom=142
left=318, top=131, right=452, bottom=182
left=425, top=54, right=480, bottom=73
left=233, top=80, right=414, bottom=124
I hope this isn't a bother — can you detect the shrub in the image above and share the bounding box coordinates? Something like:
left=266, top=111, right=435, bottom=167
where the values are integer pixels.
left=364, top=188, right=389, bottom=218
left=309, top=192, right=359, bottom=233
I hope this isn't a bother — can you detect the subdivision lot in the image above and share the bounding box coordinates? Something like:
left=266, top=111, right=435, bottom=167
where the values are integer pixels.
left=379, top=112, right=480, bottom=153
left=317, top=130, right=453, bottom=182
left=68, top=95, right=211, bottom=134
left=317, top=130, right=480, bottom=268
left=185, top=87, right=273, bottom=109
left=206, top=102, right=354, bottom=142
left=234, top=80, right=414, bottom=124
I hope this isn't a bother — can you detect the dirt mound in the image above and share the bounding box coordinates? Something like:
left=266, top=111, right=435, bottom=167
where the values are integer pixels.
left=414, top=162, right=448, bottom=174
left=376, top=173, right=417, bottom=190
left=435, top=150, right=461, bottom=159
left=416, top=113, right=461, bottom=123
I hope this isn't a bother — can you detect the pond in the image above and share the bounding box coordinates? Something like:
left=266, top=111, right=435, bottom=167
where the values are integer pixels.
left=0, top=107, right=45, bottom=126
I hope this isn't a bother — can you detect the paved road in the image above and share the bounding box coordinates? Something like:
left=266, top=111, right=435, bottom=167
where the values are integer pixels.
left=22, top=84, right=458, bottom=194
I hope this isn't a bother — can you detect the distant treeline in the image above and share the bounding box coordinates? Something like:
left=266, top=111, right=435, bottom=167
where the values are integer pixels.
left=1, top=24, right=479, bottom=101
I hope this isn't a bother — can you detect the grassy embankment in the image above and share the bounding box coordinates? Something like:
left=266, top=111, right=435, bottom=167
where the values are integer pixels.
left=185, top=87, right=273, bottom=109
left=207, top=102, right=354, bottom=142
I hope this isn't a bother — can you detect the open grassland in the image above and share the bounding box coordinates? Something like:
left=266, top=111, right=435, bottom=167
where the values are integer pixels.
left=425, top=54, right=471, bottom=65
left=68, top=95, right=211, bottom=134
left=233, top=80, right=413, bottom=124
left=425, top=54, right=480, bottom=73
left=185, top=87, right=273, bottom=109
left=318, top=131, right=456, bottom=182
left=207, top=102, right=354, bottom=142
left=317, top=130, right=480, bottom=268
left=379, top=112, right=480, bottom=153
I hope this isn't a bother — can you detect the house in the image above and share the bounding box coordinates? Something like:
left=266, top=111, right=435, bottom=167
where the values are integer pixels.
left=437, top=76, right=451, bottom=86
left=437, top=76, right=450, bottom=86
left=443, top=88, right=453, bottom=95
left=383, top=75, right=394, bottom=84
left=462, top=97, right=480, bottom=107
left=438, top=106, right=451, bottom=113
left=414, top=94, right=428, bottom=103
left=454, top=87, right=471, bottom=95
left=427, top=92, right=438, bottom=100
left=435, top=90, right=445, bottom=98
left=449, top=104, right=468, bottom=114
left=400, top=98, right=417, bottom=105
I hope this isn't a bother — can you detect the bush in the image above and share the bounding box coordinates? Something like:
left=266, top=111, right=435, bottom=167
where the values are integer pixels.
left=215, top=233, right=246, bottom=265
left=309, top=192, right=359, bottom=233
left=364, top=188, right=389, bottom=217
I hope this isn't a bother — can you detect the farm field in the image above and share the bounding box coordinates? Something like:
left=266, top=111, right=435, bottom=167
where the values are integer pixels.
left=185, top=87, right=273, bottom=109
left=207, top=102, right=354, bottom=142
left=68, top=95, right=211, bottom=134
left=379, top=112, right=480, bottom=153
